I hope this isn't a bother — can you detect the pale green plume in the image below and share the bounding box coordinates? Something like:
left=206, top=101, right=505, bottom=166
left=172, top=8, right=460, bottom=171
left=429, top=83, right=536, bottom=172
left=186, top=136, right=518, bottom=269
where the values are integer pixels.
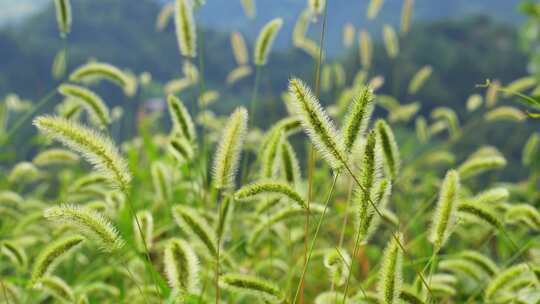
left=172, top=205, right=218, bottom=258
left=1, top=241, right=27, bottom=269
left=58, top=84, right=111, bottom=129
left=254, top=18, right=283, bottom=66
left=54, top=0, right=72, bottom=38
left=400, top=0, right=414, bottom=34
left=408, top=65, right=432, bottom=94
left=308, top=0, right=326, bottom=16
left=163, top=238, right=199, bottom=294
left=33, top=116, right=132, bottom=191
left=33, top=148, right=80, bottom=167
left=167, top=94, right=197, bottom=142
left=429, top=170, right=460, bottom=249
left=375, top=119, right=401, bottom=180
left=168, top=136, right=194, bottom=163
left=36, top=276, right=75, bottom=302
left=378, top=233, right=404, bottom=304
left=341, top=86, right=375, bottom=153
left=235, top=181, right=307, bottom=209
left=522, top=132, right=539, bottom=166
left=260, top=130, right=283, bottom=179
left=359, top=30, right=373, bottom=70
left=30, top=235, right=85, bottom=285
left=367, top=0, right=384, bottom=19
left=220, top=273, right=283, bottom=302
left=288, top=78, right=347, bottom=170
left=212, top=107, right=248, bottom=190
left=279, top=140, right=301, bottom=186
left=485, top=263, right=529, bottom=300
left=69, top=62, right=137, bottom=96
left=383, top=25, right=399, bottom=59
left=174, top=0, right=197, bottom=58
left=323, top=248, right=351, bottom=286
left=44, top=204, right=124, bottom=252
left=151, top=161, right=172, bottom=202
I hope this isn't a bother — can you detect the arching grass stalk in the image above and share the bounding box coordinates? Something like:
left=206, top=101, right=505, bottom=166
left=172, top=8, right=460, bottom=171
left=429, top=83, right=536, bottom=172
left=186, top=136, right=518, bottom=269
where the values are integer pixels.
left=292, top=172, right=339, bottom=304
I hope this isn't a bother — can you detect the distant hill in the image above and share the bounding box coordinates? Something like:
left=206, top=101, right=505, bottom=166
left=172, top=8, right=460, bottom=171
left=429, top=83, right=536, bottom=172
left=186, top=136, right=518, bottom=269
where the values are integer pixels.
left=0, top=0, right=527, bottom=121
left=0, top=0, right=523, bottom=55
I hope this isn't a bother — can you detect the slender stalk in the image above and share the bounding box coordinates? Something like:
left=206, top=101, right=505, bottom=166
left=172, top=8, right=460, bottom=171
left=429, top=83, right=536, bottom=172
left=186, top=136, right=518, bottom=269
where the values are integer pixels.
left=299, top=2, right=329, bottom=301
left=292, top=173, right=339, bottom=304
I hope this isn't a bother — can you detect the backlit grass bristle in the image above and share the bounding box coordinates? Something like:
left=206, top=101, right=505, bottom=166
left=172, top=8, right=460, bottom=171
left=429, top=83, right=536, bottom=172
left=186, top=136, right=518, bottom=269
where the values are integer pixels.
left=33, top=115, right=131, bottom=191
left=212, top=107, right=248, bottom=190
left=254, top=18, right=283, bottom=66
left=44, top=204, right=124, bottom=252
left=174, top=0, right=197, bottom=58
left=429, top=170, right=460, bottom=249
left=288, top=78, right=347, bottom=170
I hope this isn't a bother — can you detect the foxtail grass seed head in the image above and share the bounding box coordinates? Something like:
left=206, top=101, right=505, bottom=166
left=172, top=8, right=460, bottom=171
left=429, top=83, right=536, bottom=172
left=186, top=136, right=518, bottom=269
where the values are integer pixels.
left=343, top=23, right=355, bottom=48
left=367, top=0, right=384, bottom=19
left=44, top=204, right=124, bottom=252
left=58, top=84, right=111, bottom=129
left=288, top=78, right=347, bottom=170
left=231, top=31, right=249, bottom=65
left=484, top=106, right=527, bottom=122
left=505, top=204, right=540, bottom=231
left=241, top=0, right=256, bottom=19
left=220, top=273, right=283, bottom=302
left=522, top=132, right=539, bottom=165
left=323, top=248, right=351, bottom=286
left=33, top=116, right=132, bottom=191
left=36, top=276, right=75, bottom=302
left=52, top=49, right=67, bottom=80
left=151, top=161, right=172, bottom=202
left=30, top=235, right=85, bottom=285
left=235, top=181, right=307, bottom=209
left=485, top=264, right=528, bottom=300
left=167, top=94, right=197, bottom=142
left=54, top=0, right=72, bottom=38
left=383, top=25, right=399, bottom=59
left=174, top=0, right=197, bottom=58
left=400, top=0, right=414, bottom=34
left=375, top=119, right=401, bottom=180
left=172, top=205, right=218, bottom=257
left=254, top=18, right=283, bottom=66
left=359, top=30, right=373, bottom=70
left=466, top=94, right=483, bottom=112
left=378, top=233, right=403, bottom=304
left=163, top=238, right=199, bottom=293
left=212, top=107, right=248, bottom=190
left=226, top=65, right=252, bottom=85
left=408, top=65, right=433, bottom=94
left=308, top=0, right=326, bottom=17
left=280, top=140, right=301, bottom=186
left=342, top=86, right=375, bottom=152
left=156, top=3, right=174, bottom=31
left=32, top=148, right=80, bottom=167
left=1, top=241, right=27, bottom=269
left=69, top=62, right=137, bottom=96
left=260, top=130, right=283, bottom=179
left=458, top=155, right=506, bottom=180
left=429, top=170, right=460, bottom=249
